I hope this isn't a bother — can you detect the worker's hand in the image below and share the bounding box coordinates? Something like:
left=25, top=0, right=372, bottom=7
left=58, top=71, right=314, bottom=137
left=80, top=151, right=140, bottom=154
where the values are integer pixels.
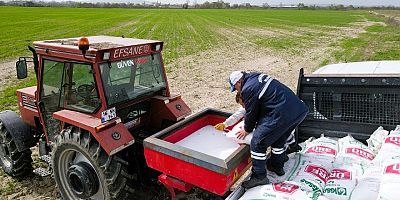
left=236, top=129, right=249, bottom=140
left=214, top=123, right=226, bottom=131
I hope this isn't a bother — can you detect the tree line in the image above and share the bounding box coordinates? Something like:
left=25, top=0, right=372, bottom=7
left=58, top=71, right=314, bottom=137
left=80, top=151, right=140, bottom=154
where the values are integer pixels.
left=0, top=0, right=399, bottom=10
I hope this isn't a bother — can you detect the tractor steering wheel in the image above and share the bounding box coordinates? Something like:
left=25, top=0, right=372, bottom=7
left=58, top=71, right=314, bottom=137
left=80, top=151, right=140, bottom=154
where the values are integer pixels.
left=76, top=84, right=96, bottom=100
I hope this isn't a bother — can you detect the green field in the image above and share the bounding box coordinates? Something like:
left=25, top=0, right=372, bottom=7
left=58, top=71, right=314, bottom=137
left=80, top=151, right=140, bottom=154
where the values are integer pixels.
left=0, top=7, right=400, bottom=111
left=0, top=7, right=388, bottom=62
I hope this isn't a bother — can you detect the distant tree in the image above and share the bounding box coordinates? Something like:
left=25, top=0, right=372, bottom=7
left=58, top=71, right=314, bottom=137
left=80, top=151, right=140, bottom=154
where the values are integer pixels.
left=297, top=3, right=305, bottom=9
left=0, top=1, right=5, bottom=6
left=232, top=3, right=239, bottom=9
left=262, top=3, right=270, bottom=8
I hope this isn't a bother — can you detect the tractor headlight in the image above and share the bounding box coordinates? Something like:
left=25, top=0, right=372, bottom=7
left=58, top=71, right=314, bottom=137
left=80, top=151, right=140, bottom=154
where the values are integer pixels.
left=155, top=44, right=161, bottom=51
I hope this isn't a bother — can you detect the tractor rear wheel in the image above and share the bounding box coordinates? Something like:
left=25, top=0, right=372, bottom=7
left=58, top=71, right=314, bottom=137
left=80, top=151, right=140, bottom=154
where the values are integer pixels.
left=52, top=126, right=134, bottom=200
left=0, top=121, right=33, bottom=177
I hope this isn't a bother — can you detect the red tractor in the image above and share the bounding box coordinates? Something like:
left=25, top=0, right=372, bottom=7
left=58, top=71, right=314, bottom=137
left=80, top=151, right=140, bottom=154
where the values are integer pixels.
left=0, top=36, right=191, bottom=199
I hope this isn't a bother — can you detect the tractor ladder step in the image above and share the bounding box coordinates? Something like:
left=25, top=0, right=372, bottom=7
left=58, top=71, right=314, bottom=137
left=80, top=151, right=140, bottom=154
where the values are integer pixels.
left=33, top=155, right=52, bottom=177
left=33, top=168, right=52, bottom=177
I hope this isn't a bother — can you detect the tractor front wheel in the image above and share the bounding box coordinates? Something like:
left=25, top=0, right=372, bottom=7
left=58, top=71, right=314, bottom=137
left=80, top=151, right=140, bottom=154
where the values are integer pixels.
left=0, top=121, right=32, bottom=177
left=52, top=126, right=133, bottom=200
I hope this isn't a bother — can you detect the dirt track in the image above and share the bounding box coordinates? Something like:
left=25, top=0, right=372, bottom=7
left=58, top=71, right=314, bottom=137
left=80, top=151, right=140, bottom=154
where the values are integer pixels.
left=0, top=19, right=385, bottom=199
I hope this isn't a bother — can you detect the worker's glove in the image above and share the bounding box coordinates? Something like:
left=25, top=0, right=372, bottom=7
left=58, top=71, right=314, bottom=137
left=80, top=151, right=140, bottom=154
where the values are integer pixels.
left=214, top=123, right=226, bottom=131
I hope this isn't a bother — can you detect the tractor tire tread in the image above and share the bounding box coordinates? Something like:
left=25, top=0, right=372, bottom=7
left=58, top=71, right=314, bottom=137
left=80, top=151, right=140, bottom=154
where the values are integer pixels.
left=53, top=126, right=134, bottom=200
left=0, top=124, right=32, bottom=177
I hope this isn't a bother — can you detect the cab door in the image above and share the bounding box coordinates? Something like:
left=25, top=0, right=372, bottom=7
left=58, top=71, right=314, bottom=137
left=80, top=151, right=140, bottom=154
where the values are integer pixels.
left=38, top=59, right=101, bottom=142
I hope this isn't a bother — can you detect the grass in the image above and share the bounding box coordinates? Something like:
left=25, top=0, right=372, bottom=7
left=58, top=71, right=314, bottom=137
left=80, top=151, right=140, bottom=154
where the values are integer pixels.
left=1, top=7, right=400, bottom=112
left=0, top=75, right=36, bottom=111
left=333, top=21, right=400, bottom=62
left=0, top=7, right=365, bottom=62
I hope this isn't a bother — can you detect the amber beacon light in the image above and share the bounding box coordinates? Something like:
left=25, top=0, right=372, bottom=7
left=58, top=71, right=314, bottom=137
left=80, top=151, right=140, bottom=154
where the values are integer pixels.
left=78, top=37, right=90, bottom=55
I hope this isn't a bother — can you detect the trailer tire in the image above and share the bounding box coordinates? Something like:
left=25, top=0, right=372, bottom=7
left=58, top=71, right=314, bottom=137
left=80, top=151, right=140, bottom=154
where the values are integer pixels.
left=52, top=126, right=134, bottom=200
left=0, top=121, right=33, bottom=177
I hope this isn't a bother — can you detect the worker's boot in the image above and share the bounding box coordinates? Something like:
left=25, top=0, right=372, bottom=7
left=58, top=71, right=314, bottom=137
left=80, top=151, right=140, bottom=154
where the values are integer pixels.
left=283, top=154, right=289, bottom=163
left=286, top=144, right=302, bottom=154
left=266, top=160, right=285, bottom=176
left=242, top=174, right=269, bottom=189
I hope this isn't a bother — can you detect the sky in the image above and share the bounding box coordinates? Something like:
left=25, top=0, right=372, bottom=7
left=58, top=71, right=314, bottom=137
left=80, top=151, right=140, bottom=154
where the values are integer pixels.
left=77, top=0, right=400, bottom=6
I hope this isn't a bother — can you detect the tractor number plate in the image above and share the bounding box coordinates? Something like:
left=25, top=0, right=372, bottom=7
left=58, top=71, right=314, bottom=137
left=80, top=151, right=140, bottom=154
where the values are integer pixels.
left=101, top=107, right=116, bottom=123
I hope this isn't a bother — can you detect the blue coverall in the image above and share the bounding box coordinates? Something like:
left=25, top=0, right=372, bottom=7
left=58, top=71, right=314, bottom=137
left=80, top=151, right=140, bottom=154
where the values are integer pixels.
left=240, top=72, right=309, bottom=178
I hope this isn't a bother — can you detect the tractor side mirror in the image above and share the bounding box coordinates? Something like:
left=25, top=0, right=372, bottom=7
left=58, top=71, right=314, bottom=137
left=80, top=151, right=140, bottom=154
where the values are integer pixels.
left=16, top=59, right=28, bottom=79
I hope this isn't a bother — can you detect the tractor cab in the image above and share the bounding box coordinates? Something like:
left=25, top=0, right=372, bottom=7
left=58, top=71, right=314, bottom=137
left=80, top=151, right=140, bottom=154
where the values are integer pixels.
left=0, top=36, right=191, bottom=199
left=16, top=36, right=190, bottom=143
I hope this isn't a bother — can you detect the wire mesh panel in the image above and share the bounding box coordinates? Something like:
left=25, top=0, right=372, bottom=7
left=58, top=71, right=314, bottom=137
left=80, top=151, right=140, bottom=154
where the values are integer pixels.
left=310, top=91, right=400, bottom=126
left=313, top=92, right=333, bottom=120
left=297, top=72, right=400, bottom=141
left=341, top=93, right=400, bottom=125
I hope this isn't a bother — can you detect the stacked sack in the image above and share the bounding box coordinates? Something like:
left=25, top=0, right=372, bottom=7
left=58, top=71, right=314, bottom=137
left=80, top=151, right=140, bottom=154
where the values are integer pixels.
left=337, top=135, right=376, bottom=167
left=372, top=126, right=400, bottom=166
left=323, top=135, right=370, bottom=200
left=287, top=137, right=337, bottom=195
left=349, top=165, right=381, bottom=200
left=239, top=181, right=329, bottom=200
left=324, top=163, right=363, bottom=200
left=367, top=126, right=389, bottom=154
left=238, top=126, right=400, bottom=200
left=348, top=126, right=391, bottom=200
left=378, top=156, right=400, bottom=199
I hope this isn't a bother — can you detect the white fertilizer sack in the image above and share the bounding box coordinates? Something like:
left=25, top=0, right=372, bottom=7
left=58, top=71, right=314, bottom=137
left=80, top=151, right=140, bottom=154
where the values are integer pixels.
left=239, top=182, right=329, bottom=200
left=377, top=156, right=400, bottom=200
left=337, top=135, right=375, bottom=166
left=367, top=126, right=389, bottom=154
left=323, top=162, right=363, bottom=200
left=225, top=121, right=253, bottom=145
left=175, top=125, right=240, bottom=160
left=287, top=155, right=332, bottom=194
left=303, top=136, right=338, bottom=163
left=350, top=165, right=382, bottom=200
left=373, top=125, right=400, bottom=166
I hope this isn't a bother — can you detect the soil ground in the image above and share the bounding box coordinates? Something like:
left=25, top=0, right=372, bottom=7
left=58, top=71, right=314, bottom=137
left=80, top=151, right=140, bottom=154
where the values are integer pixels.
left=0, top=13, right=391, bottom=200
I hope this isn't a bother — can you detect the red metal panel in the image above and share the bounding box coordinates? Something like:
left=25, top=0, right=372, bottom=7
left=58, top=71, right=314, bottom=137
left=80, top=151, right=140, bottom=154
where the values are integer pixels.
left=158, top=174, right=193, bottom=192
left=150, top=95, right=191, bottom=130
left=53, top=110, right=103, bottom=132
left=145, top=148, right=251, bottom=196
left=53, top=110, right=134, bottom=155
left=36, top=49, right=96, bottom=63
left=163, top=114, right=226, bottom=143
left=95, top=122, right=134, bottom=155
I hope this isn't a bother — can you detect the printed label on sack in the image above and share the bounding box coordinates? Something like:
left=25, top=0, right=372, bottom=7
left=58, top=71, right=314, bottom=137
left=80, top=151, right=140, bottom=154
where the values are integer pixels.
left=300, top=179, right=322, bottom=193
left=324, top=187, right=348, bottom=196
left=306, top=146, right=337, bottom=156
left=385, top=163, right=400, bottom=175
left=345, top=147, right=375, bottom=160
left=385, top=137, right=400, bottom=147
left=328, top=169, right=351, bottom=180
left=304, top=165, right=329, bottom=183
left=272, top=182, right=299, bottom=194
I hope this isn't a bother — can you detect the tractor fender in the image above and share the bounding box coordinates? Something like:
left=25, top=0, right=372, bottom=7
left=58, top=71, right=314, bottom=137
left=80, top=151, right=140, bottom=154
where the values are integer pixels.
left=0, top=110, right=35, bottom=151
left=52, top=109, right=135, bottom=156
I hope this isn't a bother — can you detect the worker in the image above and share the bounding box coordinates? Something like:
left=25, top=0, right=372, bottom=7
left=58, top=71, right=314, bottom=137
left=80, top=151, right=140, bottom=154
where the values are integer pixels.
left=228, top=71, right=308, bottom=189
left=214, top=92, right=302, bottom=159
